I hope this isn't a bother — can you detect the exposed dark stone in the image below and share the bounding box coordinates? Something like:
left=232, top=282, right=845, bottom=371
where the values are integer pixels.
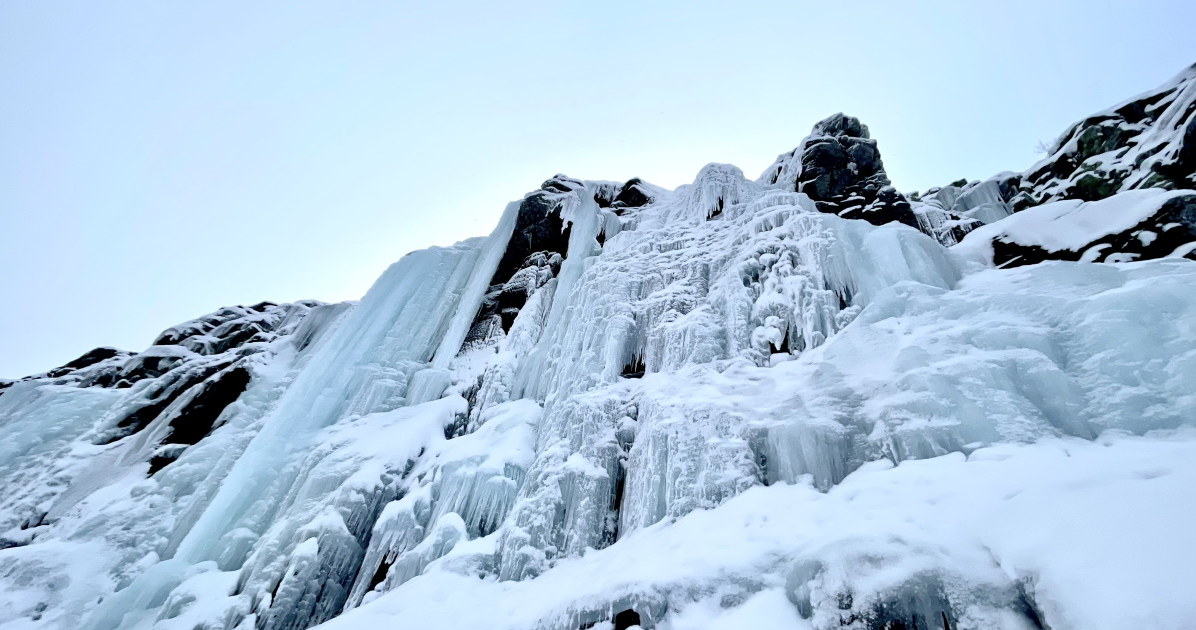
left=1, top=347, right=138, bottom=392
left=949, top=218, right=984, bottom=244
left=709, top=196, right=725, bottom=218
left=615, top=178, right=654, bottom=208
left=148, top=365, right=252, bottom=474
left=577, top=608, right=645, bottom=630
left=152, top=303, right=285, bottom=350
left=605, top=459, right=629, bottom=547
left=1014, top=583, right=1048, bottom=630
left=801, top=139, right=851, bottom=199
left=613, top=609, right=642, bottom=630
left=1076, top=122, right=1128, bottom=158
left=112, top=352, right=192, bottom=386
left=1067, top=169, right=1124, bottom=201
left=493, top=190, right=573, bottom=294
left=1016, top=66, right=1196, bottom=206
left=793, top=114, right=919, bottom=229
left=460, top=178, right=579, bottom=349
left=996, top=174, right=1022, bottom=202
left=815, top=112, right=869, bottom=138
left=365, top=558, right=393, bottom=594
left=1113, top=86, right=1176, bottom=124
left=1169, top=114, right=1196, bottom=178
left=103, top=359, right=235, bottom=444
left=620, top=356, right=645, bottom=379
left=45, top=347, right=125, bottom=377
left=541, top=174, right=583, bottom=194
left=768, top=330, right=792, bottom=355
left=840, top=185, right=919, bottom=229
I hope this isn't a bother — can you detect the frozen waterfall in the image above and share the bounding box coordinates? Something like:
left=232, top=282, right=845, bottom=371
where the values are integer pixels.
left=1, top=151, right=1194, bottom=630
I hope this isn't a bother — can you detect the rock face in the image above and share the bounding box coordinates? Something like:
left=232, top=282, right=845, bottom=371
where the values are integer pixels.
left=943, top=63, right=1196, bottom=267
left=1018, top=63, right=1196, bottom=207
left=464, top=176, right=578, bottom=346
left=1, top=66, right=1196, bottom=630
left=910, top=64, right=1196, bottom=257
left=762, top=113, right=920, bottom=229
left=0, top=299, right=348, bottom=542
left=0, top=347, right=135, bottom=395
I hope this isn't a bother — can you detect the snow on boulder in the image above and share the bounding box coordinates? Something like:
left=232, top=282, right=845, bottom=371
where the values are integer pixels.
left=954, top=188, right=1196, bottom=267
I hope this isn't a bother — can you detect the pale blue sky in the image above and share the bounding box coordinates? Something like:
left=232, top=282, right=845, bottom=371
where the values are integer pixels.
left=1, top=0, right=1193, bottom=377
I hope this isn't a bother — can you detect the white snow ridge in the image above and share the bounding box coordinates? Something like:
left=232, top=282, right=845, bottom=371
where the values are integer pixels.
left=2, top=66, right=1196, bottom=630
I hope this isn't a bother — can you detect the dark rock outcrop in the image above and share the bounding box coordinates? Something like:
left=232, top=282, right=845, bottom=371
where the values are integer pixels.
left=915, top=65, right=1196, bottom=254
left=764, top=114, right=920, bottom=229
left=5, top=300, right=330, bottom=475
left=614, top=178, right=655, bottom=209
left=44, top=347, right=128, bottom=377
left=146, top=364, right=252, bottom=474
left=462, top=175, right=580, bottom=348
left=1, top=347, right=136, bottom=396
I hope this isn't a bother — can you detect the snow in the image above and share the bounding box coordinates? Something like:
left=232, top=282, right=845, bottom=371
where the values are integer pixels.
left=314, top=430, right=1196, bottom=630
left=664, top=589, right=807, bottom=630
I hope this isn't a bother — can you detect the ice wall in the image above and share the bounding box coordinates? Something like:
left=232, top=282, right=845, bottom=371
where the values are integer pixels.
left=63, top=201, right=522, bottom=630
left=2, top=87, right=1194, bottom=630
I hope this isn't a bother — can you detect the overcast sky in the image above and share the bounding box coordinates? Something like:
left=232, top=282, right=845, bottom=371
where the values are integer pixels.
left=1, top=0, right=1193, bottom=377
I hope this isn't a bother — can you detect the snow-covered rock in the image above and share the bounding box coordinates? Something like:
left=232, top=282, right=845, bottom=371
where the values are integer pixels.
left=957, top=188, right=1196, bottom=266
left=1019, top=63, right=1196, bottom=206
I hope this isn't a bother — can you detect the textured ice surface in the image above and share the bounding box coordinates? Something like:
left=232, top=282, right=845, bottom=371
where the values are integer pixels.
left=315, top=429, right=1196, bottom=630
left=3, top=166, right=1196, bottom=629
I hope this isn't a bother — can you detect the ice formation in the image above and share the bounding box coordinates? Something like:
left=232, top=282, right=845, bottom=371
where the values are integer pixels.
left=1, top=65, right=1195, bottom=630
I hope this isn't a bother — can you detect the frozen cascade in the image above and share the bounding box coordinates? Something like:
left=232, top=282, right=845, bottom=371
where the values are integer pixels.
left=3, top=68, right=1196, bottom=630
left=80, top=201, right=520, bottom=630
left=950, top=179, right=1014, bottom=224
left=494, top=169, right=962, bottom=580
left=342, top=399, right=542, bottom=608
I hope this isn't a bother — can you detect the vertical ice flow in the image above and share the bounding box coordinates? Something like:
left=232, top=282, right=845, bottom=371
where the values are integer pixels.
left=83, top=201, right=520, bottom=630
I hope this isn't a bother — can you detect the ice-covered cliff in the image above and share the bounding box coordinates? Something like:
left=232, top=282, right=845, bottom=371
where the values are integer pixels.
left=2, top=65, right=1195, bottom=630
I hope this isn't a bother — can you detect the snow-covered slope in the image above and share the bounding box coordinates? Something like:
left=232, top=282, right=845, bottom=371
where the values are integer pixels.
left=2, top=66, right=1195, bottom=630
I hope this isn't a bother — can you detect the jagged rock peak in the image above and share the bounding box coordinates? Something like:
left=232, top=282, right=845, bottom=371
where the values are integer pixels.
left=758, top=112, right=919, bottom=230
left=613, top=177, right=655, bottom=208
left=760, top=113, right=866, bottom=189
left=809, top=112, right=871, bottom=139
